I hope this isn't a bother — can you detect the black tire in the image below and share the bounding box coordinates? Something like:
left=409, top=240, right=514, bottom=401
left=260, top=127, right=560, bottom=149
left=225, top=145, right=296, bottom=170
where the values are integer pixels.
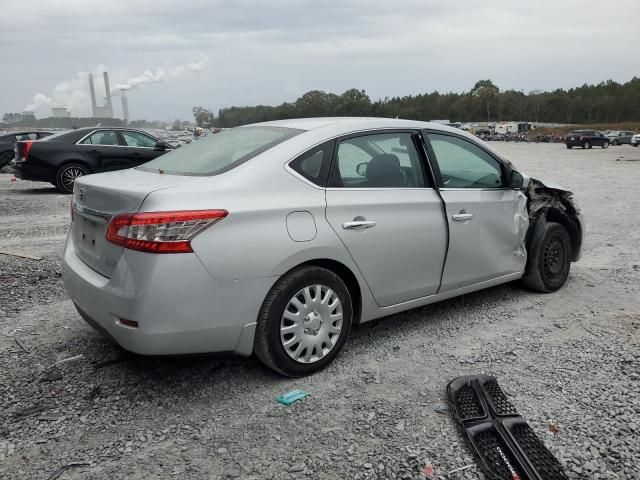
left=254, top=266, right=353, bottom=377
left=583, top=141, right=591, bottom=149
left=602, top=141, right=609, bottom=149
left=613, top=140, right=619, bottom=146
left=566, top=145, right=572, bottom=149
left=522, top=221, right=572, bottom=293
left=55, top=163, right=89, bottom=194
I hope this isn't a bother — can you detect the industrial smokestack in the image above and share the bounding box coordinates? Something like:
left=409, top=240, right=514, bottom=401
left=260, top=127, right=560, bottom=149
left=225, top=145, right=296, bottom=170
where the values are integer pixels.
left=88, top=74, right=97, bottom=117
left=103, top=72, right=112, bottom=110
left=121, top=89, right=129, bottom=123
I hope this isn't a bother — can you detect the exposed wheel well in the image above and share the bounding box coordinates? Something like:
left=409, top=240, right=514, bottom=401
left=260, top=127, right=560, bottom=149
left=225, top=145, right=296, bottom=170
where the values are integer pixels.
left=540, top=208, right=582, bottom=262
left=293, top=259, right=363, bottom=324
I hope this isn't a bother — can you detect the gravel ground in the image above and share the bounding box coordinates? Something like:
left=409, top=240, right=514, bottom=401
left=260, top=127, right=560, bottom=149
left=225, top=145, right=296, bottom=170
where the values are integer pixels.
left=0, top=143, right=639, bottom=480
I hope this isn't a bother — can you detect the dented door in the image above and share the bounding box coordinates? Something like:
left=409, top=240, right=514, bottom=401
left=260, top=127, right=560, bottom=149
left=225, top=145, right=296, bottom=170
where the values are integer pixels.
left=437, top=189, right=528, bottom=292
left=423, top=131, right=528, bottom=293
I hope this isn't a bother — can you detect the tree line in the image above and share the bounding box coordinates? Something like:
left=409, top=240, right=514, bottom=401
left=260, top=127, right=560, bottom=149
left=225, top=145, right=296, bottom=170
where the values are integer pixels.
left=193, top=78, right=640, bottom=128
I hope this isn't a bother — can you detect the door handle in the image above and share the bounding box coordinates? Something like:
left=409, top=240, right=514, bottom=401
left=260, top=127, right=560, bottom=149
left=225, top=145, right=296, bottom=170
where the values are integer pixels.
left=342, top=220, right=377, bottom=230
left=452, top=213, right=475, bottom=222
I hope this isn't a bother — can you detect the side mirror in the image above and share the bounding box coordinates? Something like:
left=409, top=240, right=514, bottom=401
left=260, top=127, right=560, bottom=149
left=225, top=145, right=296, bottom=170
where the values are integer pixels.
left=356, top=162, right=367, bottom=177
left=510, top=170, right=525, bottom=189
left=154, top=141, right=169, bottom=151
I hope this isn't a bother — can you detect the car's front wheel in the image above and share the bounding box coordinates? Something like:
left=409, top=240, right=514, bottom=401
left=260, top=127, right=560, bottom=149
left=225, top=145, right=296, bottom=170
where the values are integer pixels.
left=254, top=266, right=353, bottom=377
left=522, top=221, right=571, bottom=293
left=613, top=140, right=619, bottom=146
left=55, top=163, right=89, bottom=194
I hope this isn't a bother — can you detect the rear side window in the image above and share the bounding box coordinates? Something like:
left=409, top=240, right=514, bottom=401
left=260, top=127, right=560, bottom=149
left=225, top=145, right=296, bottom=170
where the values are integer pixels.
left=289, top=141, right=333, bottom=186
left=79, top=130, right=120, bottom=146
left=138, top=126, right=302, bottom=176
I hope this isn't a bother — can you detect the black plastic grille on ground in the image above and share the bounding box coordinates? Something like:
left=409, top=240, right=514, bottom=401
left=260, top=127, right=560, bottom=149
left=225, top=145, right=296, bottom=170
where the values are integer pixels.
left=456, top=384, right=485, bottom=420
left=483, top=380, right=518, bottom=416
left=475, top=430, right=529, bottom=480
left=447, top=375, right=568, bottom=480
left=511, top=424, right=567, bottom=479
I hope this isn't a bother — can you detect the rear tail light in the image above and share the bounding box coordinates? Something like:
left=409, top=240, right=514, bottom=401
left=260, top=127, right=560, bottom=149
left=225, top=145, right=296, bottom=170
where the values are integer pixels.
left=18, top=141, right=33, bottom=161
left=105, top=210, right=227, bottom=253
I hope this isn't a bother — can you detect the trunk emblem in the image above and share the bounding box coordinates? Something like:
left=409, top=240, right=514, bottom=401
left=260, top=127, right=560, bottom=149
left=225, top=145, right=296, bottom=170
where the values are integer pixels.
left=79, top=188, right=86, bottom=203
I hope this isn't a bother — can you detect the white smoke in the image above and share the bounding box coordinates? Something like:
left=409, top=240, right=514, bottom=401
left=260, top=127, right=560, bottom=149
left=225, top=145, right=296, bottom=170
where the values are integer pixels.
left=24, top=55, right=209, bottom=117
left=113, top=54, right=209, bottom=94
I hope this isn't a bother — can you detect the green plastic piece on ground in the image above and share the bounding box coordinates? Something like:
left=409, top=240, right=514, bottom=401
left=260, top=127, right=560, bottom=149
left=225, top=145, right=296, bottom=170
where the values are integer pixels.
left=276, top=389, right=310, bottom=405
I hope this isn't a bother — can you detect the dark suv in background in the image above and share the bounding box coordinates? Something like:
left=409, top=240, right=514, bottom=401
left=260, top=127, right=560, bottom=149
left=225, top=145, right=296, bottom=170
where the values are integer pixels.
left=565, top=130, right=609, bottom=149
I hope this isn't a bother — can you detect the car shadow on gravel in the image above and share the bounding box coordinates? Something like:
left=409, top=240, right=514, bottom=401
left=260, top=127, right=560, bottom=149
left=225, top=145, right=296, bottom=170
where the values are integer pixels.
left=58, top=281, right=530, bottom=388
left=9, top=186, right=61, bottom=195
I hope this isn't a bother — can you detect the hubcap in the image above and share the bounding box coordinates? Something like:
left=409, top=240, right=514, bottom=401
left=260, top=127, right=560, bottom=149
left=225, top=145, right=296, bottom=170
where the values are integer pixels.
left=61, top=166, right=86, bottom=191
left=280, top=284, right=343, bottom=364
left=543, top=237, right=564, bottom=277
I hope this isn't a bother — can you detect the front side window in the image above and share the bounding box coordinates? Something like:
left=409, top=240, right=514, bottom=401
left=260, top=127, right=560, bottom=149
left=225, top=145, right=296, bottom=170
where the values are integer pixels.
left=428, top=133, right=504, bottom=189
left=121, top=131, right=157, bottom=148
left=138, top=126, right=302, bottom=176
left=333, top=132, right=426, bottom=188
left=79, top=130, right=120, bottom=146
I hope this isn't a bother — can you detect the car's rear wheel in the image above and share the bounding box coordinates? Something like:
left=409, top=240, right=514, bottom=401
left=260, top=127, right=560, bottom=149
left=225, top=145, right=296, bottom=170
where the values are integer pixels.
left=566, top=145, right=572, bottom=149
left=55, top=163, right=89, bottom=194
left=602, top=141, right=609, bottom=149
left=613, top=140, right=619, bottom=146
left=522, top=221, right=571, bottom=293
left=254, top=266, right=353, bottom=377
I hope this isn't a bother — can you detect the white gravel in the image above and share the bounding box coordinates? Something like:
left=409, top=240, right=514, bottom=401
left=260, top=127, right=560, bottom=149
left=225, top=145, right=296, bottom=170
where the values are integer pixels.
left=0, top=143, right=639, bottom=480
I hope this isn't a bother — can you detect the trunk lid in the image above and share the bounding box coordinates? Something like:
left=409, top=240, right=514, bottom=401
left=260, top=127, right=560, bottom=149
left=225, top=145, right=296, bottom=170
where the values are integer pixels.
left=71, top=169, right=207, bottom=278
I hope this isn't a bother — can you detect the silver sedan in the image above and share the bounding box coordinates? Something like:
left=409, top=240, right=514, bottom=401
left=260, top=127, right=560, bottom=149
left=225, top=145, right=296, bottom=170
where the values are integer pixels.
left=62, top=118, right=584, bottom=376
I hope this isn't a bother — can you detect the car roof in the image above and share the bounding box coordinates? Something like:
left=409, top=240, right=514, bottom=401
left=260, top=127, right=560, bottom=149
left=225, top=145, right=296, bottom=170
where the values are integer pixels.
left=244, top=116, right=460, bottom=134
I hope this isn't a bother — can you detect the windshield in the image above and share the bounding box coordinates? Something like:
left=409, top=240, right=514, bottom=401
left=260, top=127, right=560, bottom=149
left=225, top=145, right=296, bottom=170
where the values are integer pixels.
left=137, top=126, right=302, bottom=176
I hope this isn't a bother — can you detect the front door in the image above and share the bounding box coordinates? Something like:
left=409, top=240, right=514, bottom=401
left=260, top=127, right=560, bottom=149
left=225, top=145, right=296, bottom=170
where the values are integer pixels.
left=424, top=131, right=527, bottom=292
left=119, top=130, right=167, bottom=165
left=325, top=131, right=448, bottom=307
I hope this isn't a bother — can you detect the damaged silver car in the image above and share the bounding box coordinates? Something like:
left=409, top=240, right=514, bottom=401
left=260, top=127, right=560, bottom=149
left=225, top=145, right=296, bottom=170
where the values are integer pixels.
left=62, top=118, right=584, bottom=377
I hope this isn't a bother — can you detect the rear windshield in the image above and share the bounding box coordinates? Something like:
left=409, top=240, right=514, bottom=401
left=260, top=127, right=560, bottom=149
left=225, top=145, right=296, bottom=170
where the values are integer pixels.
left=137, top=126, right=303, bottom=176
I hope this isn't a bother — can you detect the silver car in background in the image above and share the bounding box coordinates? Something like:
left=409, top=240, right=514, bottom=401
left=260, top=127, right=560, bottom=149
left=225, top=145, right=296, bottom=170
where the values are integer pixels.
left=62, top=118, right=584, bottom=376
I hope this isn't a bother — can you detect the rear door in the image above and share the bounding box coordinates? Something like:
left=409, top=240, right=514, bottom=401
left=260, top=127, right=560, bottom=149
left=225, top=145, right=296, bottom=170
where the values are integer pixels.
left=325, top=130, right=448, bottom=307
left=76, top=130, right=132, bottom=172
left=423, top=131, right=527, bottom=292
left=119, top=130, right=168, bottom=165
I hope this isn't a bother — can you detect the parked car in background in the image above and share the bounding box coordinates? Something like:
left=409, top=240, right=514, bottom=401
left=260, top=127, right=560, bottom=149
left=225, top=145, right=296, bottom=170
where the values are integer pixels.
left=565, top=130, right=609, bottom=149
left=631, top=134, right=640, bottom=147
left=62, top=117, right=584, bottom=377
left=0, top=130, right=53, bottom=169
left=11, top=127, right=173, bottom=193
left=606, top=130, right=635, bottom=145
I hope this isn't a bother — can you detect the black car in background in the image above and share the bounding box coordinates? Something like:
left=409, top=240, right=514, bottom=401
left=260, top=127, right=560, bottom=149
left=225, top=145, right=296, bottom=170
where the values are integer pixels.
left=564, top=130, right=609, bottom=149
left=11, top=127, right=173, bottom=193
left=0, top=131, right=53, bottom=169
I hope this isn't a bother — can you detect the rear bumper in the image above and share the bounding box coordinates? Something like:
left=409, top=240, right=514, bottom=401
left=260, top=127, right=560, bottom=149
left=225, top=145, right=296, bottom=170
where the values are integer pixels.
left=62, top=232, right=276, bottom=356
left=11, top=161, right=51, bottom=182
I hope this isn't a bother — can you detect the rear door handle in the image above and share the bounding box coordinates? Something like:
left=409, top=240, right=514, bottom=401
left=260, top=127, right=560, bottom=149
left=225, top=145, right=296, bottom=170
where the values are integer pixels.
left=342, top=220, right=377, bottom=230
left=452, top=213, right=475, bottom=222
